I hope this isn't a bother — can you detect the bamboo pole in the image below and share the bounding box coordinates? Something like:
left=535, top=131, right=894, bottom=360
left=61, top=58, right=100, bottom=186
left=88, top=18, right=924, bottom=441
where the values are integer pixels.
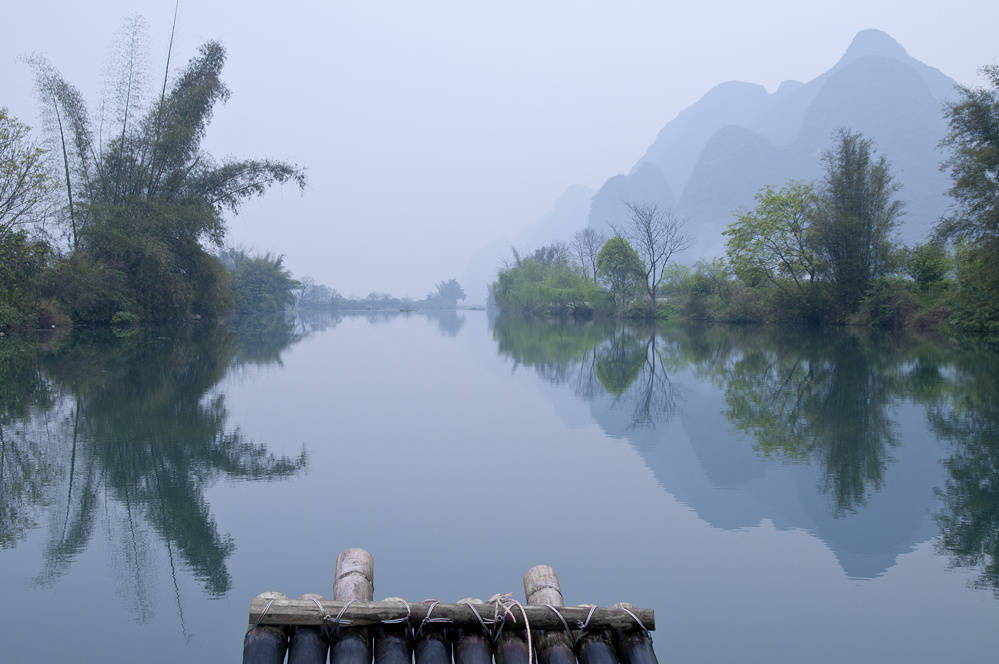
left=575, top=604, right=617, bottom=664
left=330, top=548, right=375, bottom=664
left=374, top=597, right=412, bottom=664
left=248, top=599, right=654, bottom=631
left=493, top=596, right=530, bottom=664
left=612, top=603, right=658, bottom=664
left=524, top=566, right=575, bottom=664
left=288, top=593, right=329, bottom=664
left=453, top=598, right=492, bottom=664
left=243, top=591, right=289, bottom=664
left=414, top=600, right=451, bottom=664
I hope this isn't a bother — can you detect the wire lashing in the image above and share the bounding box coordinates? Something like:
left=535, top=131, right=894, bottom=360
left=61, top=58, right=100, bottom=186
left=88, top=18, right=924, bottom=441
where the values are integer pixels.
left=320, top=598, right=356, bottom=643
left=618, top=606, right=653, bottom=644
left=247, top=598, right=276, bottom=636
left=488, top=593, right=533, bottom=663
left=414, top=600, right=454, bottom=641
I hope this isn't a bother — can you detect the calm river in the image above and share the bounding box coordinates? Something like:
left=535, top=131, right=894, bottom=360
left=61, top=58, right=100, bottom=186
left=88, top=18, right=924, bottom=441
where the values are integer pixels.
left=1, top=311, right=997, bottom=662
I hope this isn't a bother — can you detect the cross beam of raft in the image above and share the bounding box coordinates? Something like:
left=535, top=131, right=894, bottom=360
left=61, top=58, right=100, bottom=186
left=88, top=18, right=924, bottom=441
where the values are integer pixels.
left=248, top=599, right=655, bottom=631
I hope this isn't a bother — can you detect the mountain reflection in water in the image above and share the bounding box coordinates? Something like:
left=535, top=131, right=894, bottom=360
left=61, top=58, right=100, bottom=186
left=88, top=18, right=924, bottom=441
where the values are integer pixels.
left=492, top=317, right=999, bottom=593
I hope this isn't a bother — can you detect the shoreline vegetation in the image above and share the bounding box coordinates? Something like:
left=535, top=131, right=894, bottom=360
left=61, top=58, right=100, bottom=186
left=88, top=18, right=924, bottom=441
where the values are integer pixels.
left=1, top=15, right=997, bottom=342
left=0, top=18, right=469, bottom=337
left=492, top=68, right=999, bottom=340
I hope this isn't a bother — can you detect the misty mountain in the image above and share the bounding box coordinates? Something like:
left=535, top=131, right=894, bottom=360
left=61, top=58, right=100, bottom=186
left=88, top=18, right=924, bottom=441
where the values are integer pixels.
left=519, top=183, right=596, bottom=249
left=462, top=29, right=958, bottom=301
left=584, top=29, right=956, bottom=258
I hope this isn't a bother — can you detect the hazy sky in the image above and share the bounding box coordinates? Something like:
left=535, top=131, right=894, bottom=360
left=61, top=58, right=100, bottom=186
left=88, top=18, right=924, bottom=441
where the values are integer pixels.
left=2, top=1, right=996, bottom=300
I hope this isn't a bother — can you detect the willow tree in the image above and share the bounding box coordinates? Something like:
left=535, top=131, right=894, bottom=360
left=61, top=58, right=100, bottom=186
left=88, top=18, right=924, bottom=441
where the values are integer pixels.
left=29, top=17, right=306, bottom=321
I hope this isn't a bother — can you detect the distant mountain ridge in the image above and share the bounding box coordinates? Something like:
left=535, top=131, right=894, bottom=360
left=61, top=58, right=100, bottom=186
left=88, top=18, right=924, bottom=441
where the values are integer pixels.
left=581, top=29, right=957, bottom=258
left=462, top=29, right=959, bottom=301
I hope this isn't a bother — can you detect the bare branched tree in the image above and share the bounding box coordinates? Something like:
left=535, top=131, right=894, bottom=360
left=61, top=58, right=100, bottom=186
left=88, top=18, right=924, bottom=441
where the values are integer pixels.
left=612, top=202, right=693, bottom=308
left=571, top=227, right=606, bottom=281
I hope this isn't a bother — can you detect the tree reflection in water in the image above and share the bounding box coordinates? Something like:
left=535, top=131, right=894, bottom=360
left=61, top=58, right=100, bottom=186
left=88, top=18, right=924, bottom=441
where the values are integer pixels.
left=493, top=316, right=678, bottom=429
left=919, top=347, right=999, bottom=596
left=710, top=327, right=901, bottom=516
left=0, top=317, right=308, bottom=627
left=492, top=316, right=999, bottom=595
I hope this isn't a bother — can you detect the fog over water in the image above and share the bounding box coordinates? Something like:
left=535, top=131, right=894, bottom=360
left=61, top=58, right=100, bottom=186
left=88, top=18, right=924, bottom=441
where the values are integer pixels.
left=2, top=1, right=997, bottom=300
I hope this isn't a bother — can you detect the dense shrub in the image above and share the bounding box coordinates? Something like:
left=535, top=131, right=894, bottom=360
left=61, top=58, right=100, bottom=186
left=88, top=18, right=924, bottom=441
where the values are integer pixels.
left=0, top=232, right=51, bottom=331
left=494, top=258, right=608, bottom=317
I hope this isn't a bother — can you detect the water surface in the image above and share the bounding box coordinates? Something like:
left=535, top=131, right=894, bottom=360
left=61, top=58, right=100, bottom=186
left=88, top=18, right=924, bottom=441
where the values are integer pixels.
left=1, top=312, right=997, bottom=662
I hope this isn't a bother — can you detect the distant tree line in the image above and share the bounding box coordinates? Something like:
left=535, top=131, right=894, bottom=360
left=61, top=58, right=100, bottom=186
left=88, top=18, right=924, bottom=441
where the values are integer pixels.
left=295, top=276, right=467, bottom=312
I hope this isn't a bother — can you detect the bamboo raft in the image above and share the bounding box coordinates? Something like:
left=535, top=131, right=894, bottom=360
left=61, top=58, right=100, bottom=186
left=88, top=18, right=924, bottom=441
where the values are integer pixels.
left=244, top=548, right=658, bottom=664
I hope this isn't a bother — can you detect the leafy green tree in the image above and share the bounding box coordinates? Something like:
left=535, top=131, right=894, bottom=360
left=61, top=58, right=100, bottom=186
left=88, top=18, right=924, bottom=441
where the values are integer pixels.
left=814, top=130, right=904, bottom=311
left=493, top=251, right=606, bottom=316
left=29, top=22, right=306, bottom=322
left=0, top=232, right=51, bottom=330
left=596, top=237, right=644, bottom=307
left=0, top=109, right=52, bottom=241
left=939, top=65, right=999, bottom=245
left=221, top=250, right=299, bottom=314
left=937, top=66, right=999, bottom=333
left=905, top=242, right=950, bottom=291
left=724, top=181, right=822, bottom=295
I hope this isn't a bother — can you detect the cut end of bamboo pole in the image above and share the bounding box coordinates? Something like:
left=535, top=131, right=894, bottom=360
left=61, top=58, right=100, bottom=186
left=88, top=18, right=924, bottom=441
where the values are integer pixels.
left=524, top=565, right=564, bottom=607
left=334, top=548, right=374, bottom=601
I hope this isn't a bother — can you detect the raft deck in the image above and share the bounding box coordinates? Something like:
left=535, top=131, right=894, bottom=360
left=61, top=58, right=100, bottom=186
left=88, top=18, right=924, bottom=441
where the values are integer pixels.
left=244, top=548, right=658, bottom=664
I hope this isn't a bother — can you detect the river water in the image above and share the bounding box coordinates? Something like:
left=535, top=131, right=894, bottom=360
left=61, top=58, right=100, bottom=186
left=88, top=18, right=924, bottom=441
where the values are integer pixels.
left=1, top=311, right=997, bottom=662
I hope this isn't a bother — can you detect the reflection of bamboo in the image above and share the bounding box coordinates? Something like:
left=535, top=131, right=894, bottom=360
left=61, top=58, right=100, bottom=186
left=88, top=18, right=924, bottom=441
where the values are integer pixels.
left=165, top=539, right=191, bottom=643
left=61, top=404, right=79, bottom=541
left=0, top=426, right=6, bottom=498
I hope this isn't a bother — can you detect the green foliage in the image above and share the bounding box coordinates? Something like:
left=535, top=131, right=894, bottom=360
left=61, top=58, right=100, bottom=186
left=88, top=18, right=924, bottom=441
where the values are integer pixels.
left=0, top=108, right=52, bottom=241
left=852, top=277, right=918, bottom=328
left=42, top=252, right=128, bottom=323
left=724, top=181, right=822, bottom=294
left=27, top=24, right=305, bottom=323
left=814, top=129, right=904, bottom=311
left=660, top=259, right=770, bottom=323
left=939, top=65, right=999, bottom=245
left=221, top=249, right=299, bottom=315
left=951, top=240, right=999, bottom=334
left=937, top=67, right=999, bottom=335
left=494, top=254, right=607, bottom=317
left=905, top=242, right=950, bottom=290
left=0, top=231, right=51, bottom=331
left=596, top=237, right=645, bottom=307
